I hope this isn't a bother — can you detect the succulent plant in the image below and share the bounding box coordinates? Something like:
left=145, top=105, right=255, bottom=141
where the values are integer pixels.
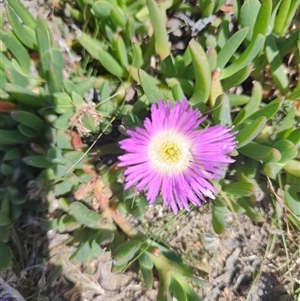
left=0, top=0, right=299, bottom=299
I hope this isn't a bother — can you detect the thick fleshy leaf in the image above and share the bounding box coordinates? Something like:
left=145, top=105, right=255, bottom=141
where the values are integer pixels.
left=113, top=238, right=142, bottom=268
left=112, top=35, right=128, bottom=68
left=265, top=35, right=289, bottom=93
left=5, top=63, right=29, bottom=87
left=239, top=0, right=260, bottom=41
left=252, top=0, right=272, bottom=39
left=70, top=202, right=105, bottom=229
left=245, top=97, right=283, bottom=122
left=71, top=238, right=102, bottom=263
left=0, top=31, right=30, bottom=74
left=223, top=182, right=255, bottom=196
left=212, top=199, right=227, bottom=234
left=220, top=34, right=264, bottom=79
left=0, top=242, right=12, bottom=271
left=284, top=160, right=300, bottom=178
left=36, top=18, right=64, bottom=93
left=139, top=69, right=164, bottom=104
left=236, top=116, right=267, bottom=148
left=170, top=277, right=188, bottom=301
left=210, top=70, right=223, bottom=107
left=6, top=5, right=37, bottom=49
left=139, top=252, right=153, bottom=289
left=284, top=185, right=300, bottom=216
left=278, top=0, right=300, bottom=36
left=0, top=129, right=29, bottom=144
left=23, top=156, right=53, bottom=168
left=236, top=198, right=264, bottom=222
left=217, top=27, right=249, bottom=70
left=286, top=128, right=300, bottom=149
left=7, top=0, right=36, bottom=29
left=273, top=140, right=298, bottom=163
left=131, top=43, right=143, bottom=68
left=5, top=83, right=46, bottom=108
left=0, top=211, right=11, bottom=226
left=11, top=110, right=45, bottom=132
left=233, top=82, right=263, bottom=125
left=189, top=40, right=211, bottom=104
left=273, top=0, right=299, bottom=36
left=146, top=0, right=169, bottom=59
left=110, top=6, right=126, bottom=27
left=222, top=65, right=253, bottom=90
left=212, top=94, right=232, bottom=126
left=239, top=142, right=282, bottom=162
left=277, top=108, right=296, bottom=136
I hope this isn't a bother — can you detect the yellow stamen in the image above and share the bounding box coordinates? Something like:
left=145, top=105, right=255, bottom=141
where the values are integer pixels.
left=147, top=130, right=192, bottom=175
left=159, top=142, right=181, bottom=163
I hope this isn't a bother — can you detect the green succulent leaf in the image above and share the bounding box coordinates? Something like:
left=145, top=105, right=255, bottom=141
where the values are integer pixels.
left=6, top=5, right=37, bottom=49
left=212, top=94, right=232, bottom=126
left=110, top=6, right=126, bottom=27
left=58, top=214, right=80, bottom=233
left=70, top=202, right=106, bottom=229
left=23, top=156, right=53, bottom=168
left=284, top=160, right=300, bottom=178
left=53, top=180, right=73, bottom=196
left=139, top=69, right=164, bottom=104
left=0, top=31, right=31, bottom=74
left=0, top=241, right=13, bottom=271
left=5, top=64, right=29, bottom=87
left=222, top=65, right=253, bottom=90
left=92, top=0, right=114, bottom=18
left=236, top=116, right=267, bottom=148
left=286, top=128, right=300, bottom=149
left=265, top=35, right=289, bottom=93
left=112, top=35, right=128, bottom=68
left=5, top=83, right=46, bottom=108
left=18, top=124, right=41, bottom=137
left=245, top=97, right=283, bottom=122
left=212, top=199, right=227, bottom=234
left=36, top=18, right=64, bottom=93
left=220, top=34, right=264, bottom=79
left=7, top=0, right=36, bottom=29
left=113, top=238, right=142, bottom=269
left=0, top=226, right=10, bottom=243
left=252, top=0, right=272, bottom=39
left=0, top=129, right=29, bottom=144
left=217, top=27, right=249, bottom=70
left=139, top=263, right=154, bottom=290
left=11, top=110, right=45, bottom=132
left=170, top=277, right=188, bottom=301
left=273, top=140, right=298, bottom=163
left=3, top=148, right=22, bottom=161
left=223, top=182, right=256, bottom=196
left=71, top=238, right=102, bottom=263
left=146, top=0, right=169, bottom=59
left=77, top=32, right=124, bottom=78
left=189, top=39, right=211, bottom=104
left=57, top=197, right=71, bottom=212
left=284, top=185, right=300, bottom=216
left=239, top=142, right=282, bottom=162
left=0, top=211, right=11, bottom=226
left=236, top=198, right=264, bottom=222
left=131, top=43, right=144, bottom=68
left=273, top=0, right=300, bottom=36
left=53, top=92, right=74, bottom=114
left=239, top=0, right=260, bottom=41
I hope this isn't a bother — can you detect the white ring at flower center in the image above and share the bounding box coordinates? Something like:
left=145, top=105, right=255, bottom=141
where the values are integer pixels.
left=147, top=130, right=192, bottom=175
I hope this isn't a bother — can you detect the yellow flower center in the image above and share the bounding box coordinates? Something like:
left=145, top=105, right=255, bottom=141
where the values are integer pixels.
left=159, top=142, right=181, bottom=163
left=148, top=130, right=192, bottom=175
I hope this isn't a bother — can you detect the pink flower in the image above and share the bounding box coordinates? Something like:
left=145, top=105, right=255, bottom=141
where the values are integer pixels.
left=118, top=98, right=236, bottom=214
